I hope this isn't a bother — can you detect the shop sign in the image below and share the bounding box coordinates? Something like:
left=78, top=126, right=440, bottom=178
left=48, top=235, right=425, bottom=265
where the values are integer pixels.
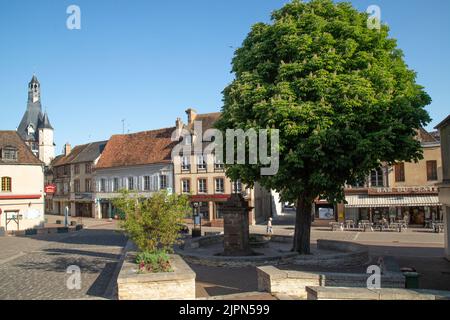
left=45, top=184, right=56, bottom=194
left=370, top=186, right=438, bottom=195
left=75, top=193, right=93, bottom=200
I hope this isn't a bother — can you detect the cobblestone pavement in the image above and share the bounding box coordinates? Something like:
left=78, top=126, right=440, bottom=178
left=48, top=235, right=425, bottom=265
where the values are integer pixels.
left=188, top=214, right=449, bottom=298
left=1, top=213, right=448, bottom=300
left=0, top=225, right=126, bottom=300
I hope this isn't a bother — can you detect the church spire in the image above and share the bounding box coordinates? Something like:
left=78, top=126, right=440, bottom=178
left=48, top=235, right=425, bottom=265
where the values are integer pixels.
left=39, top=112, right=53, bottom=130
left=28, top=74, right=41, bottom=103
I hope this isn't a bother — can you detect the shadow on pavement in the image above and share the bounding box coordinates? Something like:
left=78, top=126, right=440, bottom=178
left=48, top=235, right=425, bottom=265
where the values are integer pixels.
left=15, top=229, right=127, bottom=248
left=188, top=264, right=259, bottom=297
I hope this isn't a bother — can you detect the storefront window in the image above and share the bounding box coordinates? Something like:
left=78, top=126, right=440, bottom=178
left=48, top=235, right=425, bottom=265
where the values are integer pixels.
left=199, top=202, right=209, bottom=219
left=360, top=208, right=369, bottom=221
left=215, top=202, right=224, bottom=219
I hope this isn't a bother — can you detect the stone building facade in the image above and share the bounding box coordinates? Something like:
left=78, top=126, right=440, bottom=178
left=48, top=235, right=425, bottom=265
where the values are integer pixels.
left=46, top=141, right=107, bottom=218
left=436, top=115, right=450, bottom=260
left=172, top=109, right=272, bottom=226
left=341, top=128, right=443, bottom=226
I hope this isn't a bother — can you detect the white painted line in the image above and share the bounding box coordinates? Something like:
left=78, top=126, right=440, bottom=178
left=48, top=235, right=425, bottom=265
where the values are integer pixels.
left=0, top=252, right=25, bottom=265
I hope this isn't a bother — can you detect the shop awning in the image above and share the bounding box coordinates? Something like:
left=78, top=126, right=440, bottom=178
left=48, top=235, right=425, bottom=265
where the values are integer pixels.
left=345, top=194, right=442, bottom=208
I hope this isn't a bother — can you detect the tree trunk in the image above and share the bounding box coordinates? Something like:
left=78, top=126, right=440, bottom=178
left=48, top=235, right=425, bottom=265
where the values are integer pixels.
left=293, top=196, right=313, bottom=254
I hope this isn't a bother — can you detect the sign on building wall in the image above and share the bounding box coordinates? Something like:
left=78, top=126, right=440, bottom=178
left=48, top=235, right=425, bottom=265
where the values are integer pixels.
left=318, top=207, right=334, bottom=220
left=45, top=184, right=56, bottom=194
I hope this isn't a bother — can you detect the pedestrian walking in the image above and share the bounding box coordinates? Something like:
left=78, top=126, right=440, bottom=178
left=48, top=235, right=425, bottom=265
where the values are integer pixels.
left=266, top=217, right=273, bottom=235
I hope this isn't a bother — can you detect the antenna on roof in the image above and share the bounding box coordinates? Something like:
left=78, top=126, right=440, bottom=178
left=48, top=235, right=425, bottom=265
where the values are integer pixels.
left=121, top=119, right=125, bottom=134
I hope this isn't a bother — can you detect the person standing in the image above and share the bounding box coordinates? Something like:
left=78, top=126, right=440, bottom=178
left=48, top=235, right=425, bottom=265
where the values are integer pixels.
left=266, top=217, right=273, bottom=235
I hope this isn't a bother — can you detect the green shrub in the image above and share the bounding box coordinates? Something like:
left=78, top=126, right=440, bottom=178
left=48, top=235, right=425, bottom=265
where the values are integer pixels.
left=136, top=250, right=172, bottom=273
left=113, top=190, right=191, bottom=254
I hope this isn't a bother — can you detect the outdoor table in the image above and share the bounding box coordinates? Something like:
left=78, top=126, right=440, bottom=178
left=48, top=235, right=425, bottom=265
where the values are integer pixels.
left=359, top=222, right=374, bottom=232
left=390, top=222, right=403, bottom=232
left=433, top=223, right=444, bottom=233
left=345, top=220, right=355, bottom=229
left=330, top=222, right=344, bottom=231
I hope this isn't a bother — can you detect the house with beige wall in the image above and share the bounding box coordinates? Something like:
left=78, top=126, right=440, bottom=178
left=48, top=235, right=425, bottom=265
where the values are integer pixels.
left=46, top=141, right=107, bottom=218
left=342, top=128, right=443, bottom=226
left=173, top=109, right=272, bottom=227
left=0, top=131, right=45, bottom=233
left=436, top=115, right=450, bottom=261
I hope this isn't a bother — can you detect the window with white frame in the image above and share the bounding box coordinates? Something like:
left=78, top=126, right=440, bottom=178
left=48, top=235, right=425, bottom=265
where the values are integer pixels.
left=112, top=178, right=119, bottom=192
left=197, top=154, right=206, bottom=170
left=100, top=179, right=106, bottom=192
left=370, top=168, right=384, bottom=187
left=182, top=179, right=190, bottom=193
left=214, top=154, right=224, bottom=170
left=181, top=155, right=190, bottom=171
left=144, top=176, right=151, bottom=191
left=198, top=179, right=207, bottom=194
left=85, top=179, right=92, bottom=192
left=160, top=175, right=168, bottom=190
left=74, top=179, right=80, bottom=193
left=128, top=177, right=134, bottom=190
left=184, top=134, right=192, bottom=145
left=1, top=147, right=18, bottom=161
left=215, top=178, right=224, bottom=193
left=233, top=179, right=242, bottom=193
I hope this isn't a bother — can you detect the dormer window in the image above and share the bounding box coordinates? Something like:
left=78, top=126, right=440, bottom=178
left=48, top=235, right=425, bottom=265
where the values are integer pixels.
left=27, top=124, right=35, bottom=136
left=184, top=134, right=192, bottom=146
left=1, top=147, right=18, bottom=161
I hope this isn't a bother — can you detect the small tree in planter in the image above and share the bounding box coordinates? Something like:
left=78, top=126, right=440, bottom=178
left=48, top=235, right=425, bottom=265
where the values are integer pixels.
left=113, top=190, right=191, bottom=273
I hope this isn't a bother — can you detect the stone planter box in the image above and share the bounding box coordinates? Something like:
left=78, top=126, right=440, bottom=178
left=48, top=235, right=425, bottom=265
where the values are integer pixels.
left=57, top=227, right=69, bottom=233
left=25, top=229, right=38, bottom=236
left=257, top=265, right=405, bottom=299
left=117, top=253, right=196, bottom=300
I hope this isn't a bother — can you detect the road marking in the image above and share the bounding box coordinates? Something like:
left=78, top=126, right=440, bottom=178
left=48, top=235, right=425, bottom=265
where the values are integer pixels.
left=0, top=252, right=26, bottom=265
left=353, top=232, right=360, bottom=241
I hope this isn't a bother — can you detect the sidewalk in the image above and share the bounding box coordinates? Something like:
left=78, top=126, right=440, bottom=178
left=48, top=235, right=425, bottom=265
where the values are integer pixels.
left=44, top=214, right=120, bottom=230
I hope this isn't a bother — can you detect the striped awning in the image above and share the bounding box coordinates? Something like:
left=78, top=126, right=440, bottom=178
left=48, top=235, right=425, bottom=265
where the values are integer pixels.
left=345, top=194, right=442, bottom=208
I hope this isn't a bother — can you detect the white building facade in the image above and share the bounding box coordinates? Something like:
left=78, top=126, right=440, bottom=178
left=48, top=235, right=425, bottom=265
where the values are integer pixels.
left=93, top=127, right=177, bottom=219
left=94, top=164, right=174, bottom=219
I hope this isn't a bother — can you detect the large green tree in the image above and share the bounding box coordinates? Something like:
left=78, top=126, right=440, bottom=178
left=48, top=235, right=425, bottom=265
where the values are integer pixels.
left=215, top=0, right=431, bottom=254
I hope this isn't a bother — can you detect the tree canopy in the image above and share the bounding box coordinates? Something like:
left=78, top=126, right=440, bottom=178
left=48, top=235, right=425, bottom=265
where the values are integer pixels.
left=215, top=0, right=431, bottom=253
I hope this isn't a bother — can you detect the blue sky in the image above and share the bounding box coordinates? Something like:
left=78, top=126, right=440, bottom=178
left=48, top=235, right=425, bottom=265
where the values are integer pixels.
left=1, top=0, right=449, bottom=152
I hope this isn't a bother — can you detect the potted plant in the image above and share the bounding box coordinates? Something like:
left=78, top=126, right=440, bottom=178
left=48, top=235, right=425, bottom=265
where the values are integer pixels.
left=114, top=190, right=196, bottom=300
left=113, top=190, right=191, bottom=274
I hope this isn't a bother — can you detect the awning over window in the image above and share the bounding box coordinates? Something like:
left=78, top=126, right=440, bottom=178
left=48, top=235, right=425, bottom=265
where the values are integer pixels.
left=345, top=194, right=442, bottom=208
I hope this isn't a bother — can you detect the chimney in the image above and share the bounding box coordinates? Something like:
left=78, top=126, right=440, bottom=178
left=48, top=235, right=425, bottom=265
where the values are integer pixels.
left=64, top=143, right=71, bottom=156
left=175, top=117, right=183, bottom=130
left=185, top=108, right=197, bottom=125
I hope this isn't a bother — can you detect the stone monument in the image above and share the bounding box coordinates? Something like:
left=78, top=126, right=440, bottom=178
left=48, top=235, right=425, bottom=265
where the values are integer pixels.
left=221, top=193, right=253, bottom=256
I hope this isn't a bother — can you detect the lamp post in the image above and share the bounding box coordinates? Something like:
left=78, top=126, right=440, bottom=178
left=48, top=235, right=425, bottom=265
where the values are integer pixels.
left=192, top=202, right=201, bottom=238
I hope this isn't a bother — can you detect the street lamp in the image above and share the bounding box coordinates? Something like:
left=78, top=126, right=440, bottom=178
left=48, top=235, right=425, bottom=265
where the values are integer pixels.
left=191, top=202, right=201, bottom=238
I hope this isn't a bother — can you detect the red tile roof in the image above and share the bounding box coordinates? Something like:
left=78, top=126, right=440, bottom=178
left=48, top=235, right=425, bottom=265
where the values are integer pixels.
left=96, top=127, right=177, bottom=169
left=0, top=131, right=42, bottom=165
left=187, top=112, right=221, bottom=133
left=416, top=128, right=439, bottom=144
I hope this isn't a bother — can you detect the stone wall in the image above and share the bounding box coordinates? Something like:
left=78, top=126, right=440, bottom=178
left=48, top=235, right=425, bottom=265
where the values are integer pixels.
left=307, top=287, right=450, bottom=300
left=117, top=253, right=196, bottom=300
left=257, top=265, right=405, bottom=299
